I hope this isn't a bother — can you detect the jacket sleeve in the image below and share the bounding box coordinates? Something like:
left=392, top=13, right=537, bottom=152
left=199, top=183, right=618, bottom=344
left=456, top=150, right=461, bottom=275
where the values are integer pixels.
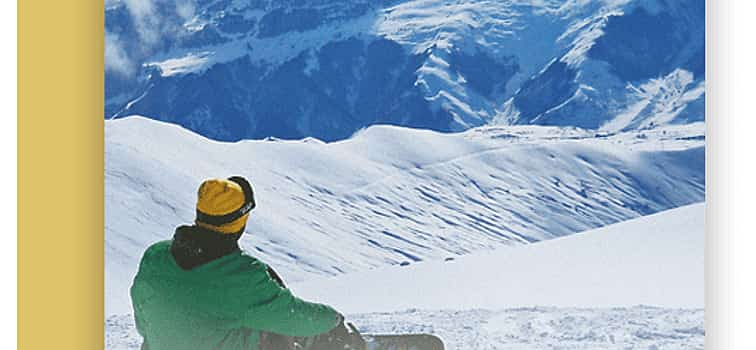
left=131, top=256, right=153, bottom=348
left=130, top=241, right=170, bottom=348
left=240, top=268, right=342, bottom=337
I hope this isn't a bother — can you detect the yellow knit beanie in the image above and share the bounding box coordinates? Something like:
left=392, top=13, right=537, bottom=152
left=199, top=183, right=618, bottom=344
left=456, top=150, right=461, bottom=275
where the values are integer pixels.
left=195, top=176, right=255, bottom=234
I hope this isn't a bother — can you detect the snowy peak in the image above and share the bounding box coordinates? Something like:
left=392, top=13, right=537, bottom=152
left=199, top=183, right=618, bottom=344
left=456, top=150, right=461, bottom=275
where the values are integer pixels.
left=106, top=0, right=705, bottom=142
left=503, top=0, right=704, bottom=130
left=601, top=69, right=705, bottom=132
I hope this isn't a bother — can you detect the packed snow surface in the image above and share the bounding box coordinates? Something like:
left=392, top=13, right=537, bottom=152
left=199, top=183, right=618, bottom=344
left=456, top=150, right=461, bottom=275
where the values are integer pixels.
left=108, top=307, right=704, bottom=350
left=106, top=204, right=704, bottom=350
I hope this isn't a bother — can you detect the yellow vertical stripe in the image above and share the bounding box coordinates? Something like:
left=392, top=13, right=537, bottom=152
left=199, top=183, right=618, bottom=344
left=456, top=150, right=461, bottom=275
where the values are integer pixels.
left=18, top=1, right=104, bottom=349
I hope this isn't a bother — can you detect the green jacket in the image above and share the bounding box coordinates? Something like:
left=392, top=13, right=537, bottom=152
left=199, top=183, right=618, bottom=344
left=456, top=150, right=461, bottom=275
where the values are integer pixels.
left=130, top=240, right=341, bottom=350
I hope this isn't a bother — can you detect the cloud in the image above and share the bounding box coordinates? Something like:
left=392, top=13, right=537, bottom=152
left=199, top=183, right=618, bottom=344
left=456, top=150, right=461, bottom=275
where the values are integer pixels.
left=175, top=1, right=196, bottom=22
left=124, top=0, right=162, bottom=47
left=106, top=0, right=198, bottom=76
left=104, top=0, right=122, bottom=7
left=122, top=0, right=196, bottom=48
left=105, top=31, right=135, bottom=76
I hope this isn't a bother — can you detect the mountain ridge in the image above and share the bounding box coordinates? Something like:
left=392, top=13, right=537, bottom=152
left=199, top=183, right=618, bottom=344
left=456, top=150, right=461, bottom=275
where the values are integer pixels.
left=106, top=0, right=705, bottom=141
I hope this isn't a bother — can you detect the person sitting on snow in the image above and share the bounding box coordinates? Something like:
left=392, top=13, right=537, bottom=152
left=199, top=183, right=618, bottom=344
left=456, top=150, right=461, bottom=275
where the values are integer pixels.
left=130, top=176, right=364, bottom=350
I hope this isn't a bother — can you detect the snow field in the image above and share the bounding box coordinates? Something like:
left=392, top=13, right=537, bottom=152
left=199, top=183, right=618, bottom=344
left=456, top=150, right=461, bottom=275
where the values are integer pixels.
left=106, top=117, right=703, bottom=314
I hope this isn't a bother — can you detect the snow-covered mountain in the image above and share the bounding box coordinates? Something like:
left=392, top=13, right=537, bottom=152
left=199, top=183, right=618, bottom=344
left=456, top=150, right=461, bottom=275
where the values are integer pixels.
left=106, top=116, right=703, bottom=314
left=107, top=204, right=704, bottom=350
left=105, top=0, right=704, bottom=141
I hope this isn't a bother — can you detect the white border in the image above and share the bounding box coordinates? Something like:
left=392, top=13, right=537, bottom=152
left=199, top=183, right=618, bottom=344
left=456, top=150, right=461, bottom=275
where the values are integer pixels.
left=1, top=0, right=17, bottom=348
left=707, top=0, right=756, bottom=349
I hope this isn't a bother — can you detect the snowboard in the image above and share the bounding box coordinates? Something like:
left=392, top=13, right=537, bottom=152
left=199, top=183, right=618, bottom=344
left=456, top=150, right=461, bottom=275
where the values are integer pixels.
left=363, top=334, right=445, bottom=350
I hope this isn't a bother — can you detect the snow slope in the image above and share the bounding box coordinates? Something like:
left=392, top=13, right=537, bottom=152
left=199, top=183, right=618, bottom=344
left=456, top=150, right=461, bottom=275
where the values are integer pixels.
left=106, top=116, right=703, bottom=314
left=106, top=204, right=704, bottom=350
left=294, top=203, right=704, bottom=313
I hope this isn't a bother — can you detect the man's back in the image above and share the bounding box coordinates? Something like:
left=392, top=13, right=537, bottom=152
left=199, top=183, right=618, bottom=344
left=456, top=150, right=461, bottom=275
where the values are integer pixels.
left=130, top=230, right=340, bottom=350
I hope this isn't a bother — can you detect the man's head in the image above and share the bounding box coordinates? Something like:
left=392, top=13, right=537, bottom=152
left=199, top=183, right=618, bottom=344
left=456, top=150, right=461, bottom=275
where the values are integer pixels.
left=195, top=176, right=255, bottom=235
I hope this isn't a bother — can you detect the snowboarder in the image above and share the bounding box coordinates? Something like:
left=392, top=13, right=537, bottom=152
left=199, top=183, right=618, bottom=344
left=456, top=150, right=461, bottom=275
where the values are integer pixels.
left=130, top=176, right=365, bottom=350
